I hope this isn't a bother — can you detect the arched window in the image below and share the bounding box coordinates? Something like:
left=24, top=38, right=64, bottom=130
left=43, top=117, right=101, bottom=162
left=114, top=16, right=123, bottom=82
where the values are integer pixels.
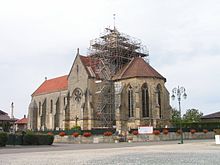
left=156, top=84, right=162, bottom=118
left=76, top=65, right=79, bottom=74
left=63, top=97, right=66, bottom=106
left=38, top=102, right=41, bottom=116
left=142, top=83, right=149, bottom=117
left=50, top=100, right=53, bottom=113
left=128, top=86, right=134, bottom=117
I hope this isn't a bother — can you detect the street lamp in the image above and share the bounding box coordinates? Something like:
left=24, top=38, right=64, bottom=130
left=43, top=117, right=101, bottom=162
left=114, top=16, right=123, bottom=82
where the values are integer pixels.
left=171, top=86, right=187, bottom=144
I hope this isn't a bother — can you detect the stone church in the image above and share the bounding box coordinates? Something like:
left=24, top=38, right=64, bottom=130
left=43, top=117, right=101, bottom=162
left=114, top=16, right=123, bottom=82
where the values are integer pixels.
left=28, top=27, right=171, bottom=132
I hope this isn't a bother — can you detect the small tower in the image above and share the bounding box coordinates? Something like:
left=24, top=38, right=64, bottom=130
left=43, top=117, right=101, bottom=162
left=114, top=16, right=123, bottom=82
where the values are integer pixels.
left=11, top=102, right=14, bottom=119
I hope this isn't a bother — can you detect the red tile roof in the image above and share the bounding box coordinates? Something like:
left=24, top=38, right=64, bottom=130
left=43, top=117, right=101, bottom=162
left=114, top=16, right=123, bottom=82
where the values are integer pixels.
left=15, top=117, right=28, bottom=124
left=113, top=57, right=166, bottom=81
left=32, top=75, right=68, bottom=96
left=79, top=55, right=99, bottom=78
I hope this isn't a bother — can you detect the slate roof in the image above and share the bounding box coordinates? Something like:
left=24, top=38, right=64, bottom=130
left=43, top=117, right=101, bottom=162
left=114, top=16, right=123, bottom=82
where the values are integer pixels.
left=201, top=111, right=220, bottom=119
left=32, top=75, right=68, bottom=96
left=113, top=57, right=166, bottom=81
left=15, top=117, right=28, bottom=124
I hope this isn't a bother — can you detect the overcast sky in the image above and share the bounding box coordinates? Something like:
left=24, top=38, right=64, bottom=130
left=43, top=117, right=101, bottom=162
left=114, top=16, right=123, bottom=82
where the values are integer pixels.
left=0, top=0, right=220, bottom=118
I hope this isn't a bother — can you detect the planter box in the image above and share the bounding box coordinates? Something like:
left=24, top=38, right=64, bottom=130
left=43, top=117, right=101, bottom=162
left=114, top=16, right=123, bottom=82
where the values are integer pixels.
left=81, top=137, right=93, bottom=144
left=103, top=136, right=114, bottom=143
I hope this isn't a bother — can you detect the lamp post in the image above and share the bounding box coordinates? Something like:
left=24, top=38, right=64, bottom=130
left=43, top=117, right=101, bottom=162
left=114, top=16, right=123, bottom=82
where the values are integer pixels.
left=171, top=86, right=187, bottom=144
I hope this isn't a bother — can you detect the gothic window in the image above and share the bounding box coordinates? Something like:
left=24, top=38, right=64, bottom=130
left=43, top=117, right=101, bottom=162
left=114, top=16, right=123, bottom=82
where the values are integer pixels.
left=50, top=100, right=53, bottom=113
left=142, top=83, right=149, bottom=117
left=63, top=97, right=66, bottom=106
left=156, top=84, right=162, bottom=118
left=73, top=88, right=82, bottom=103
left=128, top=86, right=134, bottom=117
left=38, top=102, right=41, bottom=116
left=76, top=65, right=79, bottom=74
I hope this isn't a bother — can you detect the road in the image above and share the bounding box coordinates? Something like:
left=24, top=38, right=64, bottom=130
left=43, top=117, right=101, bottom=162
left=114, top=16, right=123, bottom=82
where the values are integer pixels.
left=0, top=139, right=219, bottom=165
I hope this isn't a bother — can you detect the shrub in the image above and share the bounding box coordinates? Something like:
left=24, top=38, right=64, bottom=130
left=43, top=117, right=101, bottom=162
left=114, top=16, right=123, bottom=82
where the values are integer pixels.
left=23, top=134, right=54, bottom=145
left=163, top=129, right=169, bottom=135
left=47, top=135, right=54, bottom=145
left=153, top=130, right=160, bottom=135
left=71, top=125, right=81, bottom=130
left=59, top=132, right=66, bottom=137
left=190, top=129, right=196, bottom=134
left=37, top=135, right=54, bottom=145
left=132, top=130, right=138, bottom=135
left=83, top=132, right=92, bottom=137
left=203, top=129, right=208, bottom=134
left=0, top=132, right=8, bottom=147
left=72, top=132, right=80, bottom=137
left=47, top=132, right=53, bottom=136
left=103, top=131, right=113, bottom=136
left=23, top=134, right=38, bottom=145
left=7, top=134, right=23, bottom=145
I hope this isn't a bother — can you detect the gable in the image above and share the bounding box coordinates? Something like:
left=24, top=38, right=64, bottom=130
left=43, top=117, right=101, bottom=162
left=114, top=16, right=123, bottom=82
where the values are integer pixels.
left=68, top=54, right=98, bottom=80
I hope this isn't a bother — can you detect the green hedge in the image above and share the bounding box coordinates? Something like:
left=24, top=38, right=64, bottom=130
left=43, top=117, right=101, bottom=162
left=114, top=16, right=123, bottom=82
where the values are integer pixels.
left=41, top=128, right=116, bottom=136
left=0, top=132, right=8, bottom=147
left=37, top=135, right=54, bottom=145
left=6, top=133, right=54, bottom=145
left=23, top=134, right=54, bottom=145
left=7, top=134, right=23, bottom=145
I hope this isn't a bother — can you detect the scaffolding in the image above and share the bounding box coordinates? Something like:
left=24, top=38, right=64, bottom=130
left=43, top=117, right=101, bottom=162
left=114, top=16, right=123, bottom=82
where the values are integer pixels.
left=89, top=27, right=149, bottom=127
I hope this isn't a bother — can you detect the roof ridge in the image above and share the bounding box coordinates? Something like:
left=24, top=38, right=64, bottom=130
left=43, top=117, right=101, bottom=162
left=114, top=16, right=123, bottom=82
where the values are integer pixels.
left=113, top=57, right=166, bottom=81
left=46, top=75, right=68, bottom=81
left=32, top=75, right=68, bottom=96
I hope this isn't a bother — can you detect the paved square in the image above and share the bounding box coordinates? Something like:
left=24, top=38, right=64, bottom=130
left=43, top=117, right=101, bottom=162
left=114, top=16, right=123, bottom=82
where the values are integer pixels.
left=0, top=140, right=219, bottom=165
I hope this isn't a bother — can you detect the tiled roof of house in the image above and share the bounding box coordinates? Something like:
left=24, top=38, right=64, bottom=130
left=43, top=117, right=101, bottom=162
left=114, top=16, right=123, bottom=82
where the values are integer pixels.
left=0, top=110, right=7, bottom=115
left=15, top=117, right=28, bottom=124
left=0, top=114, right=11, bottom=121
left=32, top=75, right=68, bottom=96
left=201, top=111, right=220, bottom=119
left=113, top=57, right=166, bottom=81
left=0, top=110, right=11, bottom=121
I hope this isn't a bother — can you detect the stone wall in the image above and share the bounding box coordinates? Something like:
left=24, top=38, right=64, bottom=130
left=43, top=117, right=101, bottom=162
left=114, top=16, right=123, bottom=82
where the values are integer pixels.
left=31, top=90, right=68, bottom=130
left=116, top=77, right=171, bottom=133
left=54, top=132, right=215, bottom=144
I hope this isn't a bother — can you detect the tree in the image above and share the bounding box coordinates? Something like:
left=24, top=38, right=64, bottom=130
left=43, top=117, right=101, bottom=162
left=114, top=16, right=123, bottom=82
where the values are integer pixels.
left=171, top=108, right=181, bottom=127
left=182, top=109, right=203, bottom=123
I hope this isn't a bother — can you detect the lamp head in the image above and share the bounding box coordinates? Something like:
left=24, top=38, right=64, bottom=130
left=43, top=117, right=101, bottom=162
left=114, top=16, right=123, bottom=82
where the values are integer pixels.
left=171, top=94, right=175, bottom=100
left=183, top=93, right=187, bottom=99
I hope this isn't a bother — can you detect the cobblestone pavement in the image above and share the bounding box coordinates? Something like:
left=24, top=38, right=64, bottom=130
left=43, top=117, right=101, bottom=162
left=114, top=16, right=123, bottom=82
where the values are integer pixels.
left=0, top=140, right=219, bottom=165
